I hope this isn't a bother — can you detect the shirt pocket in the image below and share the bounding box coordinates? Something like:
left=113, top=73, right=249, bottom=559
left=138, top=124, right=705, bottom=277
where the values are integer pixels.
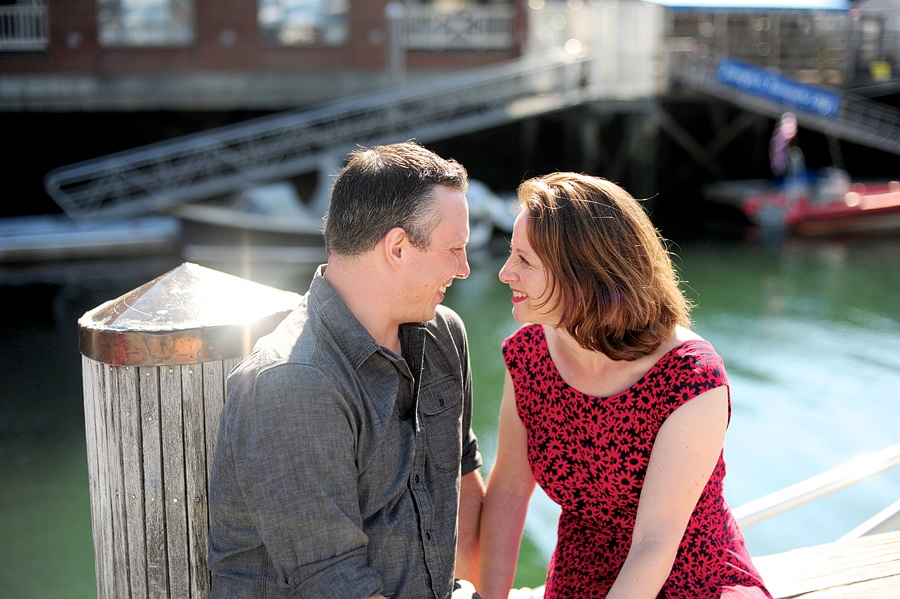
left=419, top=375, right=463, bottom=473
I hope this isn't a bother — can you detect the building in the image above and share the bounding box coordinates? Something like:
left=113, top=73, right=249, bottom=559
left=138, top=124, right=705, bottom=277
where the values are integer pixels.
left=0, top=0, right=527, bottom=111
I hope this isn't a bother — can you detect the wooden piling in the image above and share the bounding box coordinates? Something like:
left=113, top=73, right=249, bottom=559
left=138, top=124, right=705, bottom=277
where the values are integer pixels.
left=78, top=263, right=302, bottom=599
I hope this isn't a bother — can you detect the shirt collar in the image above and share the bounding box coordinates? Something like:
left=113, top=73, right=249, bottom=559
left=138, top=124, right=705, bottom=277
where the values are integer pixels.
left=308, top=264, right=428, bottom=373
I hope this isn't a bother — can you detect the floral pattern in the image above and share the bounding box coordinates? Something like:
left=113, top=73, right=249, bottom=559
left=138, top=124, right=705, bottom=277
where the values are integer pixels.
left=503, top=324, right=772, bottom=598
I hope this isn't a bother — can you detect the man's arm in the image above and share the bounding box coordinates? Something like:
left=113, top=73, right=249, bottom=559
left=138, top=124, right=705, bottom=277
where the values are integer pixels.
left=455, top=469, right=485, bottom=583
left=225, top=365, right=384, bottom=598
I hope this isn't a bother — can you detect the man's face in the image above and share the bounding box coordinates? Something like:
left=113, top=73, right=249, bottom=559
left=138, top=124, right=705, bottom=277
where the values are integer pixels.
left=402, top=185, right=471, bottom=323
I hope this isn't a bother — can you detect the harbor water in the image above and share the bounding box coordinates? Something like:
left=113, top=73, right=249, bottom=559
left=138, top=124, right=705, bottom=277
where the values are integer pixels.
left=2, top=234, right=900, bottom=597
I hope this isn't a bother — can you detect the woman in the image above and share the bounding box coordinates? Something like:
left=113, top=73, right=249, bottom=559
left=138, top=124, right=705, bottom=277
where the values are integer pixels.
left=478, top=173, right=770, bottom=599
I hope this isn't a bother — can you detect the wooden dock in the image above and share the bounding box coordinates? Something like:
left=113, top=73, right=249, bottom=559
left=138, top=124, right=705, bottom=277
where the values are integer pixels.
left=754, top=531, right=900, bottom=598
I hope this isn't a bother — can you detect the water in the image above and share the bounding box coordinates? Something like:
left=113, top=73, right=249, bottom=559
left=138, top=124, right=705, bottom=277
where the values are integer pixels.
left=2, top=236, right=900, bottom=597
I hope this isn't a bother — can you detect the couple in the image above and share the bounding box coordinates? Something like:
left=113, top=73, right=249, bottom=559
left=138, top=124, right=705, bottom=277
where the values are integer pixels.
left=207, top=142, right=771, bottom=599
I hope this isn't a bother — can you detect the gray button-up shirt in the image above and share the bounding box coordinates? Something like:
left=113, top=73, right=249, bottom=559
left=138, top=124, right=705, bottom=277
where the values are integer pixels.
left=209, top=266, right=482, bottom=599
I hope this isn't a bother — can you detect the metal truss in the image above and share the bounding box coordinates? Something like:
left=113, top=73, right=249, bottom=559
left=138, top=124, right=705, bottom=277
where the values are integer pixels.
left=44, top=52, right=593, bottom=221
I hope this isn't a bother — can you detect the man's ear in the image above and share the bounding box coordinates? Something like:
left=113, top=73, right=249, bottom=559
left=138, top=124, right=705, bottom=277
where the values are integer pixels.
left=382, top=226, right=408, bottom=273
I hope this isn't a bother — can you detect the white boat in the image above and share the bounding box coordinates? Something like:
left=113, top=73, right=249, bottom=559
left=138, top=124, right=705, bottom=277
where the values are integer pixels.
left=170, top=179, right=515, bottom=257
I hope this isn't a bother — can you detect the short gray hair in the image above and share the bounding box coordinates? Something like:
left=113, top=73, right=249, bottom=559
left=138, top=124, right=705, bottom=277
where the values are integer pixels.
left=323, top=142, right=468, bottom=256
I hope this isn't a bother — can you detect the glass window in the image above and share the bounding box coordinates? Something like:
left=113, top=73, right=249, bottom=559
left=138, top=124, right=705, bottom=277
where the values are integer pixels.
left=258, top=0, right=349, bottom=46
left=97, top=0, right=195, bottom=47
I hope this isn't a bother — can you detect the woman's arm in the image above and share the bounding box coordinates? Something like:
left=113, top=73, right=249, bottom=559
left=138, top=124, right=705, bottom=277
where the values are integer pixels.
left=478, top=372, right=537, bottom=599
left=606, top=385, right=730, bottom=599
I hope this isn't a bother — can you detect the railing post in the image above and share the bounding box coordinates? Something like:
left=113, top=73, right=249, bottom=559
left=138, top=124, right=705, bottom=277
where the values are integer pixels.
left=78, top=263, right=302, bottom=599
left=385, top=1, right=407, bottom=86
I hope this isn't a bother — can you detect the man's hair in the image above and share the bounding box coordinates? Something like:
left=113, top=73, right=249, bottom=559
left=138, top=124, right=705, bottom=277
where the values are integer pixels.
left=518, top=172, right=691, bottom=361
left=323, top=142, right=469, bottom=256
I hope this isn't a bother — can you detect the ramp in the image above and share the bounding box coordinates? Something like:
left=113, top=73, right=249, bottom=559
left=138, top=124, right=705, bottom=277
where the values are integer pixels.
left=44, top=52, right=594, bottom=221
left=670, top=51, right=900, bottom=157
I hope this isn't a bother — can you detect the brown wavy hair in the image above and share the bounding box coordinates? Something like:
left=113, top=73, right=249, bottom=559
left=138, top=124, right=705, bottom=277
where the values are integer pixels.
left=518, top=172, right=691, bottom=360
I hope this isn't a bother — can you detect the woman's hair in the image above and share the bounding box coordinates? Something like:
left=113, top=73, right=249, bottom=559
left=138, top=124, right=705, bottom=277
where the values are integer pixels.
left=518, top=172, right=691, bottom=360
left=323, top=141, right=468, bottom=256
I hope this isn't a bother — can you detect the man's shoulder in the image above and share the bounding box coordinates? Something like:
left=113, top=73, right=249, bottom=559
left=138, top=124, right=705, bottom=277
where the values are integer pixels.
left=432, top=304, right=465, bottom=333
left=226, top=300, right=327, bottom=385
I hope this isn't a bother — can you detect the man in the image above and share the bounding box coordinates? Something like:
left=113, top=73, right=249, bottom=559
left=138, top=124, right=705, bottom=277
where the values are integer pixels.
left=208, top=141, right=485, bottom=599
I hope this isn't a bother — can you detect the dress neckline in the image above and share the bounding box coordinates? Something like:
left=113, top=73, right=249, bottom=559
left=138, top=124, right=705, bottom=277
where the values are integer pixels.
left=533, top=324, right=710, bottom=400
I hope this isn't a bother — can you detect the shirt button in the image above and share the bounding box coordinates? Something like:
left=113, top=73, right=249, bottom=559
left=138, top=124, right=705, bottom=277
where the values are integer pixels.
left=425, top=531, right=432, bottom=542
left=414, top=474, right=420, bottom=484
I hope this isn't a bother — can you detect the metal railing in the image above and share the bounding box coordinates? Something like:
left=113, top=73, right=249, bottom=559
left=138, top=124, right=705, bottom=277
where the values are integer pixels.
left=405, top=5, right=515, bottom=51
left=733, top=442, right=900, bottom=540
left=0, top=4, right=48, bottom=52
left=44, top=51, right=595, bottom=221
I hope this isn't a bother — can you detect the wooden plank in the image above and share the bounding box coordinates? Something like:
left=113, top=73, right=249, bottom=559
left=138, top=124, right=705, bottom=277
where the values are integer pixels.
left=754, top=531, right=900, bottom=598
left=181, top=364, right=211, bottom=598
left=104, top=364, right=130, bottom=599
left=161, top=365, right=190, bottom=599
left=202, top=360, right=227, bottom=491
left=793, top=573, right=900, bottom=599
left=119, top=365, right=148, bottom=599
left=140, top=366, right=169, bottom=598
left=83, top=357, right=110, bottom=599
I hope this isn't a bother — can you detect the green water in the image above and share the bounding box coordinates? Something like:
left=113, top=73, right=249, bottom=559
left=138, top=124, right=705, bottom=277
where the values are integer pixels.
left=2, top=235, right=900, bottom=597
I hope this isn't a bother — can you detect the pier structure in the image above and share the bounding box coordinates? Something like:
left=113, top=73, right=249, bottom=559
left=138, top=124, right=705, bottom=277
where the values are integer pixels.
left=35, top=1, right=900, bottom=224
left=3, top=1, right=900, bottom=219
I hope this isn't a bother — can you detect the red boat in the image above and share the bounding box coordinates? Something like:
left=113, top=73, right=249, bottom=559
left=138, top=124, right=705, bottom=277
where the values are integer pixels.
left=704, top=168, right=900, bottom=237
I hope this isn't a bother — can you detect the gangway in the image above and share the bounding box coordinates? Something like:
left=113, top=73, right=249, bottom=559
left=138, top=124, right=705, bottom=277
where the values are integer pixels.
left=43, top=52, right=596, bottom=222
left=669, top=50, right=900, bottom=158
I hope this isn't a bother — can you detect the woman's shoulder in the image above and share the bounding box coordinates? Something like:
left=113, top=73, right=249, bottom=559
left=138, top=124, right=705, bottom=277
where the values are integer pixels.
left=502, top=324, right=547, bottom=368
left=503, top=323, right=543, bottom=347
left=659, top=327, right=726, bottom=383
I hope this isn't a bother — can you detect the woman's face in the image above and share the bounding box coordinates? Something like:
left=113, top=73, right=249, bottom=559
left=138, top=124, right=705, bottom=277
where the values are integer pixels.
left=498, top=211, right=558, bottom=325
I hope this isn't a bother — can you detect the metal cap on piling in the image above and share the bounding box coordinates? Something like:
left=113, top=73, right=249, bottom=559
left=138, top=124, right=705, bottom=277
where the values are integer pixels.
left=78, top=262, right=302, bottom=367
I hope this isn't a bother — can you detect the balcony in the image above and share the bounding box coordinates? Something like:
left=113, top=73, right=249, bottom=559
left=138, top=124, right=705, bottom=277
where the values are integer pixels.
left=0, top=4, right=49, bottom=52
left=405, top=5, right=515, bottom=51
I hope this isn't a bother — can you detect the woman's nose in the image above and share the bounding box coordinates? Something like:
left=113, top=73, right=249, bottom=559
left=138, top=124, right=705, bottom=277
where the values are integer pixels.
left=498, top=258, right=514, bottom=283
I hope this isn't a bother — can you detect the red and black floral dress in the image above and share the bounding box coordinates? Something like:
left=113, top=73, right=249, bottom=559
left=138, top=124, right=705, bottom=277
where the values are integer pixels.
left=503, top=324, right=771, bottom=599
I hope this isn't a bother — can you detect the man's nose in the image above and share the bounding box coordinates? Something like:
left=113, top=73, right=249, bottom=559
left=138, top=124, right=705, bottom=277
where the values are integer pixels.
left=456, top=249, right=470, bottom=279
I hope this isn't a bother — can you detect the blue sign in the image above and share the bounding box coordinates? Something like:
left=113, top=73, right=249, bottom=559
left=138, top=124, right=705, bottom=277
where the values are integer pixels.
left=716, top=58, right=842, bottom=119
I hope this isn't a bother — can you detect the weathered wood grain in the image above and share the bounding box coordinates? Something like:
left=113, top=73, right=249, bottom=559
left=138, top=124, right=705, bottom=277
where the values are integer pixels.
left=140, top=366, right=169, bottom=599
left=83, top=357, right=112, bottom=599
left=755, top=531, right=900, bottom=598
left=103, top=364, right=130, bottom=599
left=182, top=364, right=211, bottom=598
left=119, top=365, right=147, bottom=599
left=161, top=366, right=190, bottom=598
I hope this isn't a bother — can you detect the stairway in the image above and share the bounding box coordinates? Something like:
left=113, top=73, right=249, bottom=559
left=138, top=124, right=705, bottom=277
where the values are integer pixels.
left=44, top=52, right=594, bottom=221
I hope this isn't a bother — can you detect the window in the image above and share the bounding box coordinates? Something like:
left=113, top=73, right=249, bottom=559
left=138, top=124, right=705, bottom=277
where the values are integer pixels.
left=97, top=0, right=195, bottom=47
left=258, top=0, right=349, bottom=46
